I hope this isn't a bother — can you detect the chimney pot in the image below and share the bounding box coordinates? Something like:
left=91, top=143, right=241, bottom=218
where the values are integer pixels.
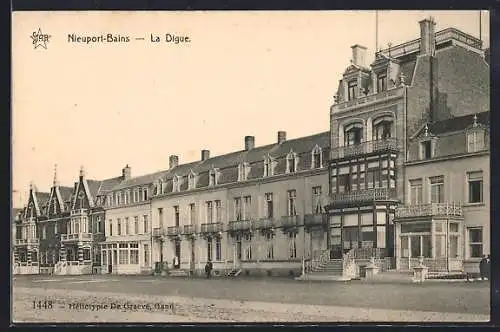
left=351, top=44, right=367, bottom=67
left=419, top=17, right=436, bottom=56
left=122, top=164, right=131, bottom=180
left=244, top=136, right=255, bottom=151
left=201, top=149, right=210, bottom=161
left=277, top=131, right=287, bottom=144
left=169, top=155, right=179, bottom=169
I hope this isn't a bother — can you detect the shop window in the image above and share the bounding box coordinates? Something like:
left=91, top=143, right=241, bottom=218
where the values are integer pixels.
left=130, top=249, right=139, bottom=264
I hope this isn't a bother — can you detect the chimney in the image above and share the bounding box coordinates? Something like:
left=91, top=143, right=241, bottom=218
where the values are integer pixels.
left=169, top=155, right=179, bottom=169
left=244, top=136, right=255, bottom=151
left=201, top=149, right=210, bottom=161
left=419, top=17, right=436, bottom=56
left=277, top=131, right=287, bottom=144
left=122, top=164, right=131, bottom=180
left=351, top=44, right=367, bottom=67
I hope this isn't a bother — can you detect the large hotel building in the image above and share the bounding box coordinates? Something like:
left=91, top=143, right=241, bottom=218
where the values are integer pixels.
left=13, top=18, right=490, bottom=278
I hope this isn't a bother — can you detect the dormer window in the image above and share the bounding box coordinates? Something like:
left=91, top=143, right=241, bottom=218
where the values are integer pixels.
left=420, top=140, right=432, bottom=159
left=467, top=130, right=485, bottom=153
left=311, top=145, right=322, bottom=169
left=143, top=188, right=148, bottom=200
left=172, top=176, right=180, bottom=192
left=264, top=156, right=274, bottom=177
left=188, top=171, right=197, bottom=190
left=286, top=151, right=298, bottom=174
left=116, top=192, right=121, bottom=205
left=347, top=80, right=358, bottom=101
left=238, top=163, right=249, bottom=181
left=209, top=169, right=219, bottom=186
left=377, top=73, right=387, bottom=92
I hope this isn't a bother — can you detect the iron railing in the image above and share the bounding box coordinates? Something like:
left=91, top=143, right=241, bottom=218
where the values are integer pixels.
left=330, top=187, right=397, bottom=205
left=330, top=138, right=399, bottom=159
left=60, top=233, right=92, bottom=242
left=200, top=222, right=223, bottom=233
left=228, top=220, right=252, bottom=232
left=395, top=202, right=463, bottom=219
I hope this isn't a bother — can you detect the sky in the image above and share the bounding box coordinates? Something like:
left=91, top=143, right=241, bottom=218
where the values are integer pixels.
left=11, top=10, right=490, bottom=207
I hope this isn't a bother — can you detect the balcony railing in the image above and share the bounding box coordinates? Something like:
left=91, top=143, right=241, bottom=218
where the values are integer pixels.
left=304, top=213, right=327, bottom=227
left=228, top=220, right=252, bottom=232
left=200, top=222, right=223, bottom=233
left=60, top=233, right=93, bottom=242
left=255, top=218, right=274, bottom=230
left=183, top=224, right=196, bottom=235
left=14, top=238, right=39, bottom=246
left=280, top=215, right=299, bottom=228
left=395, top=202, right=463, bottom=219
left=334, top=87, right=404, bottom=111
left=152, top=227, right=164, bottom=237
left=330, top=138, right=399, bottom=159
left=70, top=209, right=88, bottom=216
left=330, top=187, right=397, bottom=206
left=167, top=226, right=181, bottom=236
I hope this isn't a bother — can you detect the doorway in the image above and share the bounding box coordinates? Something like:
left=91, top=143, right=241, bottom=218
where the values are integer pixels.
left=174, top=240, right=181, bottom=269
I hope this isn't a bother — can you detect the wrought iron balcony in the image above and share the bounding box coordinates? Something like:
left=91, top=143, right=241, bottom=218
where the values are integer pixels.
left=255, top=218, right=274, bottom=230
left=280, top=215, right=299, bottom=228
left=304, top=213, right=327, bottom=227
left=228, top=220, right=252, bottom=232
left=152, top=227, right=164, bottom=237
left=333, top=86, right=404, bottom=111
left=167, top=226, right=181, bottom=236
left=330, top=138, right=399, bottom=159
left=330, top=187, right=398, bottom=206
left=14, top=238, right=39, bottom=246
left=60, top=233, right=92, bottom=242
left=200, top=222, right=223, bottom=234
left=183, top=224, right=196, bottom=235
left=395, top=202, right=463, bottom=219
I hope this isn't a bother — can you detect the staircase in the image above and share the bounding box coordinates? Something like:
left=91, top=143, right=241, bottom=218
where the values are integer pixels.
left=226, top=268, right=242, bottom=277
left=311, top=259, right=343, bottom=275
left=296, top=249, right=356, bottom=281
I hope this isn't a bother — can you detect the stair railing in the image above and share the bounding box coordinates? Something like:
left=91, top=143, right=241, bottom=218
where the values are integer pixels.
left=342, top=248, right=357, bottom=279
left=310, top=248, right=330, bottom=273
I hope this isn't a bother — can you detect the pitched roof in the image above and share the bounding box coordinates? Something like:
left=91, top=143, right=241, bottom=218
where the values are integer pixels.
left=430, top=111, right=490, bottom=135
left=111, top=170, right=171, bottom=191
left=59, top=186, right=74, bottom=202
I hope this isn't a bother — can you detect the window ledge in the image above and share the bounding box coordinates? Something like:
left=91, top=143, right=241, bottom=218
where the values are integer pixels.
left=463, top=202, right=485, bottom=208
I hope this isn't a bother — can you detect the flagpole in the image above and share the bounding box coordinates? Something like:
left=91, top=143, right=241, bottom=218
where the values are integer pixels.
left=375, top=10, right=379, bottom=53
left=479, top=10, right=482, bottom=45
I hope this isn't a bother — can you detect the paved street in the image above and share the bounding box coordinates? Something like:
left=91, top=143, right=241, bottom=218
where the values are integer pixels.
left=13, top=275, right=490, bottom=323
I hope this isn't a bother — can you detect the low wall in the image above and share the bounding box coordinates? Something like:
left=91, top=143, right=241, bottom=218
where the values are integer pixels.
left=14, top=265, right=40, bottom=275
left=398, top=258, right=463, bottom=272
left=186, top=261, right=303, bottom=278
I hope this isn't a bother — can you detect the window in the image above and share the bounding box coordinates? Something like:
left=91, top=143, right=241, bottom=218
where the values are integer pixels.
left=345, top=128, right=362, bottom=146
left=289, top=232, right=297, bottom=258
left=215, top=201, right=221, bottom=222
left=158, top=208, right=163, bottom=229
left=266, top=233, right=274, bottom=259
left=409, top=179, right=423, bottom=205
left=96, top=216, right=102, bottom=233
left=209, top=169, right=218, bottom=186
left=83, top=248, right=91, bottom=261
left=243, top=196, right=252, bottom=220
left=420, top=140, right=432, bottom=159
left=468, top=227, right=483, bottom=258
left=109, top=220, right=113, bottom=236
left=374, top=121, right=392, bottom=140
left=467, top=131, right=485, bottom=153
left=134, top=216, right=139, bottom=234
left=188, top=172, right=196, bottom=190
left=287, top=190, right=297, bottom=216
left=312, top=146, right=322, bottom=169
left=143, top=215, right=149, bottom=233
left=144, top=244, right=150, bottom=266
left=238, top=163, right=249, bottom=181
left=347, top=80, right=358, bottom=101
left=189, top=204, right=196, bottom=224
left=143, top=188, right=148, bottom=201
left=206, top=201, right=213, bottom=223
left=42, top=225, right=46, bottom=239
left=245, top=245, right=252, bottom=260
left=286, top=152, right=297, bottom=173
left=129, top=249, right=139, bottom=264
left=172, top=176, right=180, bottom=192
left=338, top=174, right=351, bottom=192
left=119, top=249, right=128, bottom=264
left=54, top=222, right=58, bottom=234
left=117, top=219, right=121, bottom=235
left=312, top=186, right=322, bottom=214
left=430, top=176, right=444, bottom=203
left=207, top=237, right=212, bottom=261
left=215, top=237, right=221, bottom=261
left=377, top=73, right=387, bottom=92
left=124, top=217, right=129, bottom=235
left=174, top=206, right=180, bottom=227
left=264, top=157, right=273, bottom=177
left=265, top=193, right=273, bottom=219
left=234, top=197, right=242, bottom=221
left=468, top=171, right=483, bottom=203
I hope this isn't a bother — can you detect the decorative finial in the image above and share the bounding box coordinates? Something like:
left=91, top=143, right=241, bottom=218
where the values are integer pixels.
left=399, top=72, right=406, bottom=86
left=424, top=124, right=429, bottom=136
left=53, top=164, right=58, bottom=186
left=29, top=181, right=33, bottom=191
left=79, top=165, right=85, bottom=178
left=473, top=114, right=478, bottom=127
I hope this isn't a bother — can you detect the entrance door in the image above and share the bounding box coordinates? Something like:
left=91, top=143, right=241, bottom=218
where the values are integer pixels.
left=174, top=240, right=181, bottom=269
left=311, top=229, right=324, bottom=258
left=113, top=249, right=117, bottom=272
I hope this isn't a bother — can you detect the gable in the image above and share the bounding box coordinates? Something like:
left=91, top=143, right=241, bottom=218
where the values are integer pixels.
left=72, top=178, right=94, bottom=210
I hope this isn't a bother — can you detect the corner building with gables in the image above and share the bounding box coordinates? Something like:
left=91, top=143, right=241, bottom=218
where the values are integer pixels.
left=325, top=18, right=489, bottom=273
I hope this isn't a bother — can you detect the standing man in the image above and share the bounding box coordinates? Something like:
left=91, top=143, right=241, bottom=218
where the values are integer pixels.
left=486, top=255, right=491, bottom=281
left=479, top=254, right=487, bottom=280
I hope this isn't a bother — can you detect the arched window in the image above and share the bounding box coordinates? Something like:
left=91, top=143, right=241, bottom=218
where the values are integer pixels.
left=263, top=155, right=274, bottom=177
left=311, top=145, right=322, bottom=169
left=286, top=151, right=298, bottom=173
left=172, top=176, right=180, bottom=192
left=209, top=169, right=219, bottom=186
left=238, top=163, right=249, bottom=181
left=373, top=115, right=393, bottom=141
left=344, top=122, right=363, bottom=146
left=188, top=171, right=197, bottom=190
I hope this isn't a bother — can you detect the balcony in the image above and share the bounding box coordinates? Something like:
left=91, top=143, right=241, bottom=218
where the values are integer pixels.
left=167, top=226, right=181, bottom=237
left=304, top=213, right=327, bottom=227
left=395, top=203, right=464, bottom=219
left=200, top=222, right=223, bottom=234
left=255, top=218, right=274, bottom=230
left=70, top=209, right=88, bottom=216
left=152, top=227, right=164, bottom=237
left=228, top=220, right=252, bottom=232
left=14, top=238, right=39, bottom=246
left=183, top=224, right=196, bottom=235
left=60, top=233, right=93, bottom=242
left=329, top=187, right=398, bottom=206
left=279, top=215, right=299, bottom=228
left=330, top=138, right=399, bottom=160
left=333, top=86, right=404, bottom=112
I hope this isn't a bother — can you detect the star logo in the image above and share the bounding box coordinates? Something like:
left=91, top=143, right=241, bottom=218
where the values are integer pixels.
left=30, top=28, right=51, bottom=49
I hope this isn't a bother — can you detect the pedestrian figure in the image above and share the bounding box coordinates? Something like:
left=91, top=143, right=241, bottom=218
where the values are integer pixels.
left=208, top=260, right=213, bottom=278
left=479, top=254, right=487, bottom=280
left=204, top=262, right=210, bottom=279
left=486, top=255, right=491, bottom=280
